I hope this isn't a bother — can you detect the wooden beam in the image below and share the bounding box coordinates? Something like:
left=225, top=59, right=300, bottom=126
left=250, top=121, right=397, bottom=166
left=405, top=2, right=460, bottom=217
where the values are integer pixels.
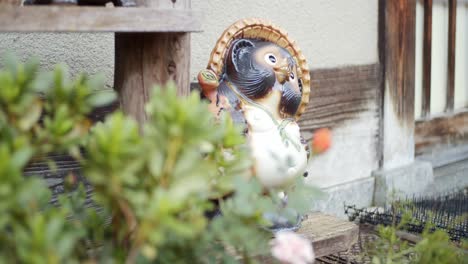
left=446, top=0, right=457, bottom=113
left=415, top=111, right=468, bottom=155
left=383, top=0, right=416, bottom=124
left=0, top=6, right=202, bottom=32
left=379, top=0, right=417, bottom=169
left=422, top=0, right=432, bottom=117
left=0, top=0, right=22, bottom=5
left=298, top=64, right=380, bottom=133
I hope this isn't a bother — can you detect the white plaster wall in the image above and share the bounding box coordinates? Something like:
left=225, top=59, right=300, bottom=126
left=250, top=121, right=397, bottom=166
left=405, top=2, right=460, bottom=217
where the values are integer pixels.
left=306, top=106, right=380, bottom=188
left=0, top=33, right=115, bottom=89
left=0, top=0, right=378, bottom=86
left=382, top=91, right=415, bottom=170
left=191, top=0, right=378, bottom=78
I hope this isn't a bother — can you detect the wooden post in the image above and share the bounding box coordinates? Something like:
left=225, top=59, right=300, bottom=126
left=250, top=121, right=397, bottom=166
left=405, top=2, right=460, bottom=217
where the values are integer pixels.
left=422, top=0, right=432, bottom=118
left=114, top=0, right=191, bottom=125
left=379, top=0, right=417, bottom=169
left=446, top=0, right=456, bottom=113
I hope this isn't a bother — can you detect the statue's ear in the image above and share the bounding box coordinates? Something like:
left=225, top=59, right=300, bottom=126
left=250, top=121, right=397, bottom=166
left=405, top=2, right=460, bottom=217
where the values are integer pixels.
left=227, top=39, right=255, bottom=72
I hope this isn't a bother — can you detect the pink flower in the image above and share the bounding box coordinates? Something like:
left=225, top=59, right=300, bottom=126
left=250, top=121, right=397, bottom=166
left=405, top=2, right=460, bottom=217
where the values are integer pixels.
left=270, top=231, right=315, bottom=264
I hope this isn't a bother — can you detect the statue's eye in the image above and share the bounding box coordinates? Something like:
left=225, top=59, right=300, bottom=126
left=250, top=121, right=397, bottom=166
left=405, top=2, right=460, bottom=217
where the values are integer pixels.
left=264, top=53, right=277, bottom=65
left=289, top=72, right=295, bottom=80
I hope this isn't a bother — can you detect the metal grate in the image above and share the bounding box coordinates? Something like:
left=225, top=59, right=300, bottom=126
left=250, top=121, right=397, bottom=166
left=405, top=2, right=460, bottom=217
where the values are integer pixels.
left=345, top=189, right=468, bottom=242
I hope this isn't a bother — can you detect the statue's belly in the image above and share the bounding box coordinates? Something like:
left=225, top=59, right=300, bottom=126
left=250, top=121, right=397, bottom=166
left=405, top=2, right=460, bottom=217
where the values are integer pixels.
left=245, top=107, right=307, bottom=188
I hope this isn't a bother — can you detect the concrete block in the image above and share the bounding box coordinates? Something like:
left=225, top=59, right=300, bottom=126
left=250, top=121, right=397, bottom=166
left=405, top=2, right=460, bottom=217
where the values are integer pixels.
left=429, top=158, right=468, bottom=194
left=373, top=160, right=434, bottom=206
left=311, top=177, right=375, bottom=219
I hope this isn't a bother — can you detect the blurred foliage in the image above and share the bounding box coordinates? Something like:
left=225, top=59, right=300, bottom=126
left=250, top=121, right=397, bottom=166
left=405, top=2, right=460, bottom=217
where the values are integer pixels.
left=0, top=53, right=115, bottom=264
left=0, top=55, right=320, bottom=263
left=363, top=201, right=467, bottom=264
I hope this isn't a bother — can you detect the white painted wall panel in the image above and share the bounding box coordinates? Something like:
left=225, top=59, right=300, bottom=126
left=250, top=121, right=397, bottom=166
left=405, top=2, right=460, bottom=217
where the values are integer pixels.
left=431, top=0, right=449, bottom=115
left=306, top=108, right=379, bottom=188
left=455, top=1, right=468, bottom=109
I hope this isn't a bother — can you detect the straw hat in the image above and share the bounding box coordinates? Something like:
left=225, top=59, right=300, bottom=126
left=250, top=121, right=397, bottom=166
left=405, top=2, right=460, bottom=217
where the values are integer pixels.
left=204, top=18, right=311, bottom=119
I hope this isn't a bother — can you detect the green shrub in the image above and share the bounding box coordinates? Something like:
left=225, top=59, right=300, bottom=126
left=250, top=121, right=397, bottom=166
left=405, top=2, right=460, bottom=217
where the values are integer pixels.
left=0, top=55, right=319, bottom=263
left=364, top=204, right=467, bottom=264
left=0, top=53, right=115, bottom=263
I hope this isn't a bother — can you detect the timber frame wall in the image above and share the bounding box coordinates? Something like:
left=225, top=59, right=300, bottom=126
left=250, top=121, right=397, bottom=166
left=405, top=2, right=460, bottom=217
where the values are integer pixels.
left=415, top=0, right=468, bottom=157
left=379, top=0, right=468, bottom=166
left=379, top=0, right=416, bottom=170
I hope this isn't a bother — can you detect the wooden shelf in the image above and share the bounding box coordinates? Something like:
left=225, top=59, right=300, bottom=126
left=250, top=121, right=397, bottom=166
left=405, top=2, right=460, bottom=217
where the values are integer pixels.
left=257, top=212, right=359, bottom=262
left=299, top=212, right=359, bottom=257
left=0, top=6, right=202, bottom=32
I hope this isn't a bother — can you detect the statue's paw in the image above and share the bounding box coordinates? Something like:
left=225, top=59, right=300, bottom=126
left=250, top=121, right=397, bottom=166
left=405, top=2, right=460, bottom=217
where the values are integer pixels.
left=197, top=69, right=219, bottom=93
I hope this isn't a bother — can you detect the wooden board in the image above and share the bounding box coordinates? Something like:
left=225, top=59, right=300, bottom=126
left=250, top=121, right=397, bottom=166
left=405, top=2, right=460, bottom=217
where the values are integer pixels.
left=0, top=6, right=202, bottom=32
left=298, top=64, right=380, bottom=133
left=415, top=111, right=468, bottom=155
left=298, top=213, right=359, bottom=257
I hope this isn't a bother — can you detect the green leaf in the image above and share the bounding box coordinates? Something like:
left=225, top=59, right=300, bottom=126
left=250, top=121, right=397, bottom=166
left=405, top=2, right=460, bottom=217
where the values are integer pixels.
left=17, top=100, right=42, bottom=131
left=2, top=52, right=18, bottom=74
left=11, top=148, right=33, bottom=169
left=32, top=71, right=53, bottom=93
left=86, top=73, right=106, bottom=91
left=86, top=91, right=116, bottom=108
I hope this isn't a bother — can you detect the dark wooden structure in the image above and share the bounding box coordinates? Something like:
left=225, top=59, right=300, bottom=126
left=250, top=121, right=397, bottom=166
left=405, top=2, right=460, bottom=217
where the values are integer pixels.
left=379, top=0, right=468, bottom=160
left=381, top=0, right=416, bottom=126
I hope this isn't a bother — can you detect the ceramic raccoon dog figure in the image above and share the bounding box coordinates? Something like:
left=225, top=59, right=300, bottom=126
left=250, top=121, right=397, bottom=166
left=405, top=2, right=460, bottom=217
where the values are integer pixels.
left=198, top=18, right=311, bottom=188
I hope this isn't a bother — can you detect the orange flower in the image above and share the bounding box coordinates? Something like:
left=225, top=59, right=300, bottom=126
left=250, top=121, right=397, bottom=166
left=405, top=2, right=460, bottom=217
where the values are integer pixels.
left=311, top=128, right=331, bottom=154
